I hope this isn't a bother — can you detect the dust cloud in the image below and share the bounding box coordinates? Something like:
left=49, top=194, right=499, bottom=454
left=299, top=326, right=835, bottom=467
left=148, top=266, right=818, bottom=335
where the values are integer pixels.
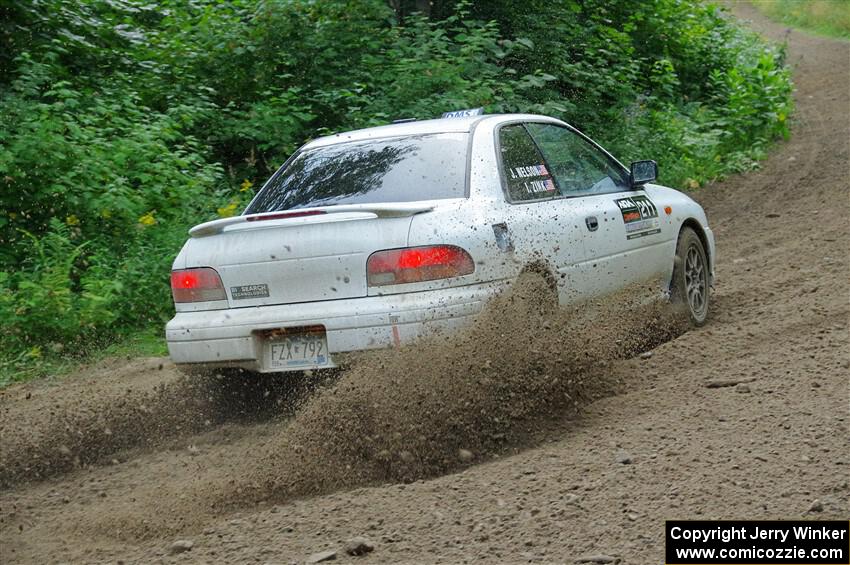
left=0, top=363, right=303, bottom=487
left=230, top=278, right=687, bottom=504
left=4, top=277, right=687, bottom=539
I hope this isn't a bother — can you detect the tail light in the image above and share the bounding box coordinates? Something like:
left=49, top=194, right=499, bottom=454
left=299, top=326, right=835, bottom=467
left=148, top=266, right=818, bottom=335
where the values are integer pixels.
left=367, top=245, right=474, bottom=286
left=171, top=268, right=227, bottom=303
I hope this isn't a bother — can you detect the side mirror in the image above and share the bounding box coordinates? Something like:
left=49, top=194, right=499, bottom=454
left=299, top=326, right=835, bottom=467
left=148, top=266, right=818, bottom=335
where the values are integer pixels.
left=630, top=160, right=658, bottom=188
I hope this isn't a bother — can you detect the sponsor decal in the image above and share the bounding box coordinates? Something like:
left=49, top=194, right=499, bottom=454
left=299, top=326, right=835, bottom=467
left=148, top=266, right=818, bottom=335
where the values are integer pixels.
left=615, top=195, right=661, bottom=239
left=441, top=107, right=484, bottom=118
left=231, top=283, right=270, bottom=300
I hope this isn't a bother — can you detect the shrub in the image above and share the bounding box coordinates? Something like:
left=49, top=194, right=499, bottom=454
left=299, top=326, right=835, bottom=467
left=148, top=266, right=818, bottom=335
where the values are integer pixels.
left=0, top=0, right=793, bottom=382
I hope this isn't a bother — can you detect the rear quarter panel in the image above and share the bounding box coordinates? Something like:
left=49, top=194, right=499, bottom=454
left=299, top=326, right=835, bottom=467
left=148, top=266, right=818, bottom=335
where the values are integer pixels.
left=383, top=198, right=515, bottom=295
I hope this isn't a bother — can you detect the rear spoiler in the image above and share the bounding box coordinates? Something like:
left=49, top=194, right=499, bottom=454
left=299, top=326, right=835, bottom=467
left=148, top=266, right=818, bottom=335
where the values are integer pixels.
left=188, top=203, right=436, bottom=238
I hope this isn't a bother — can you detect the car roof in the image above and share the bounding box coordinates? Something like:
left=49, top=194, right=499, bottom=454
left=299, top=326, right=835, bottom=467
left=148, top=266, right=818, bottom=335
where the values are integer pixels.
left=304, top=113, right=564, bottom=149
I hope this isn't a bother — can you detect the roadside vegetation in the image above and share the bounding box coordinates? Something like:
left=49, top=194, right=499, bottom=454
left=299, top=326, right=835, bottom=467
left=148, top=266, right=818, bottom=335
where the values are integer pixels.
left=0, top=0, right=793, bottom=384
left=751, top=0, right=850, bottom=40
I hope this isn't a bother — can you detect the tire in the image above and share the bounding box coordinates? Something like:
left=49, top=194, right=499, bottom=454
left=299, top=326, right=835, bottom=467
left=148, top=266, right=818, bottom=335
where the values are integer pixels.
left=671, top=227, right=710, bottom=326
left=204, top=369, right=297, bottom=421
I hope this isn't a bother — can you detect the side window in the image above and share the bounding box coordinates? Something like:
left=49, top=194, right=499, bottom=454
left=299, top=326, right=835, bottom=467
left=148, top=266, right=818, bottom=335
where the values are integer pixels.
left=525, top=123, right=630, bottom=197
left=498, top=124, right=558, bottom=202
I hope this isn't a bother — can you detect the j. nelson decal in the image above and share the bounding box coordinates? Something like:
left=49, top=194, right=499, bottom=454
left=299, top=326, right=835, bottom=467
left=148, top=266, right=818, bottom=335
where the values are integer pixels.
left=509, top=164, right=557, bottom=195
left=615, top=195, right=661, bottom=240
left=231, top=284, right=270, bottom=300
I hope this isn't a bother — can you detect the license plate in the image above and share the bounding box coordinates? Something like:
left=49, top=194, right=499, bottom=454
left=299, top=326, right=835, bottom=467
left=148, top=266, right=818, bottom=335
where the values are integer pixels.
left=264, top=332, right=330, bottom=370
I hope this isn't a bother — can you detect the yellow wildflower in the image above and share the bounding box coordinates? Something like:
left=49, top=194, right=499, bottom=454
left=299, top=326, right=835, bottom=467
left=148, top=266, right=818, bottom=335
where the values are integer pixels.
left=138, top=212, right=157, bottom=226
left=217, top=202, right=239, bottom=218
left=240, top=179, right=254, bottom=192
left=66, top=214, right=80, bottom=226
left=686, top=178, right=700, bottom=190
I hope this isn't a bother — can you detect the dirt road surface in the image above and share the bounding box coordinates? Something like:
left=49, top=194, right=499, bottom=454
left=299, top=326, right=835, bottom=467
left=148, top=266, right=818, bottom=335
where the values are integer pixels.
left=1, top=5, right=847, bottom=563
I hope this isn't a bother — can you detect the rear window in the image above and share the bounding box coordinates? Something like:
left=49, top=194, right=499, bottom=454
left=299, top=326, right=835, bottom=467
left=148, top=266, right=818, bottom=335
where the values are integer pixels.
left=245, top=133, right=469, bottom=213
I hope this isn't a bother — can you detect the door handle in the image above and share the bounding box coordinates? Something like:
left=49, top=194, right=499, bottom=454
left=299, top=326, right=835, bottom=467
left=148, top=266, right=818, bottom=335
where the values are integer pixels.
left=585, top=216, right=598, bottom=231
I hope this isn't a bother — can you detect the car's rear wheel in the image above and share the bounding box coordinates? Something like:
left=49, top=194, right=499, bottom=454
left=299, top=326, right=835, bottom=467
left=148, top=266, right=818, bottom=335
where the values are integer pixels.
left=203, top=369, right=300, bottom=421
left=671, top=227, right=709, bottom=326
left=511, top=267, right=558, bottom=317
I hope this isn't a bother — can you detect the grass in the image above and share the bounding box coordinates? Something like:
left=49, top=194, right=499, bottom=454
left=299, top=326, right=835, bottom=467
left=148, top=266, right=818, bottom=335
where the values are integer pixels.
left=750, top=0, right=850, bottom=40
left=100, top=329, right=169, bottom=359
left=0, top=328, right=168, bottom=388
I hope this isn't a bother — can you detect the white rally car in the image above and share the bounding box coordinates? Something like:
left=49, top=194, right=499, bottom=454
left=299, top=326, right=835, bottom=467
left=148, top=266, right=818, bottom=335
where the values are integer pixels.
left=166, top=112, right=714, bottom=374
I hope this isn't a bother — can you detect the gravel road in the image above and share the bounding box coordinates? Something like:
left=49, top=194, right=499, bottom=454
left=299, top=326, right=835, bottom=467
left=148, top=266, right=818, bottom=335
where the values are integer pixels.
left=1, top=4, right=847, bottom=563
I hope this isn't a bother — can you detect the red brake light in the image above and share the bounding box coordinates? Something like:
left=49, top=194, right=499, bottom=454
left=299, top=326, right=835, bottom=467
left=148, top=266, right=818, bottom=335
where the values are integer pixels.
left=171, top=268, right=226, bottom=303
left=367, top=245, right=474, bottom=286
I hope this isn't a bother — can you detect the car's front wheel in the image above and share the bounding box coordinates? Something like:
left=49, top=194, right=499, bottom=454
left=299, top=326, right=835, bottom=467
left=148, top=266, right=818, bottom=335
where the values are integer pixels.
left=671, top=226, right=710, bottom=326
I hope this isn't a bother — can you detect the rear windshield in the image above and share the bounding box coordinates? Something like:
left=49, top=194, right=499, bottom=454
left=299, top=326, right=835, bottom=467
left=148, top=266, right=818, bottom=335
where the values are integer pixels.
left=245, top=133, right=469, bottom=213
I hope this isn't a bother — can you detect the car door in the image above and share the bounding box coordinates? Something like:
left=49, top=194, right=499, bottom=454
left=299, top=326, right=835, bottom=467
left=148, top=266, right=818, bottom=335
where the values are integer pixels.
left=524, top=122, right=672, bottom=297
left=494, top=122, right=596, bottom=304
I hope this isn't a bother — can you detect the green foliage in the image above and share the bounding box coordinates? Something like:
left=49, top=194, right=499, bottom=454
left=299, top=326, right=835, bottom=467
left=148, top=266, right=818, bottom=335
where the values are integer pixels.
left=1, top=59, right=220, bottom=257
left=450, top=0, right=793, bottom=186
left=0, top=0, right=793, bottom=382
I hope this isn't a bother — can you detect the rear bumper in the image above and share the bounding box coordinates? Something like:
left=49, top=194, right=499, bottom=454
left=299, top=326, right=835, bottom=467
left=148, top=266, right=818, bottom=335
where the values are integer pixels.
left=165, top=280, right=507, bottom=373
